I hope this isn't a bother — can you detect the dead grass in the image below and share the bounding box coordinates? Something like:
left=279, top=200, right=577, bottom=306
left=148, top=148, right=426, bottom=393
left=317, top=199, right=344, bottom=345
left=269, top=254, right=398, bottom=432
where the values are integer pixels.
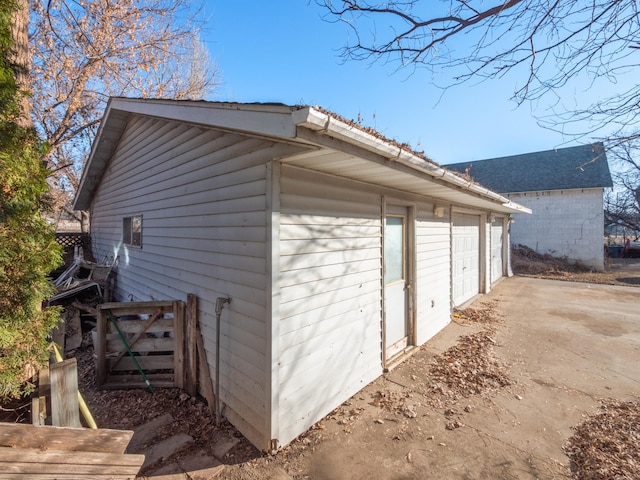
left=512, top=244, right=640, bottom=286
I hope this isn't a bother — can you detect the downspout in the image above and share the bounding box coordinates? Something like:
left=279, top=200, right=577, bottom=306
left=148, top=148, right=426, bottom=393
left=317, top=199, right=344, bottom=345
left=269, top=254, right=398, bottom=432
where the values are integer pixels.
left=215, top=296, right=231, bottom=425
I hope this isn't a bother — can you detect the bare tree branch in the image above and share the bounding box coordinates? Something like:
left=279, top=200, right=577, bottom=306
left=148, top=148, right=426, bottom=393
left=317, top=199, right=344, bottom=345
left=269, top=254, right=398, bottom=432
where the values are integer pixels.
left=322, top=0, right=640, bottom=148
left=29, top=0, right=221, bottom=229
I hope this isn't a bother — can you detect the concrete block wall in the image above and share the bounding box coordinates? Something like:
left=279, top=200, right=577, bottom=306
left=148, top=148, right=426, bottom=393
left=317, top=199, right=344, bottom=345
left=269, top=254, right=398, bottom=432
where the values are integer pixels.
left=506, top=188, right=605, bottom=271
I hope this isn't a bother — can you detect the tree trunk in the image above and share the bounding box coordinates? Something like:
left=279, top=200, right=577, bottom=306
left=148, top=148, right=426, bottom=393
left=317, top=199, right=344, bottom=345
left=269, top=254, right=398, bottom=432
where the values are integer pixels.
left=10, top=0, right=30, bottom=128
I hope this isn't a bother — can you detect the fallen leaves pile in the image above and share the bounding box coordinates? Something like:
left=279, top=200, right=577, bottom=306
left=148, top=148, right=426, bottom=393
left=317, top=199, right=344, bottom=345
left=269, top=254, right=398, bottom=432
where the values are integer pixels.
left=564, top=400, right=640, bottom=480
left=74, top=333, right=260, bottom=470
left=452, top=301, right=501, bottom=326
left=426, top=329, right=511, bottom=404
left=424, top=304, right=510, bottom=407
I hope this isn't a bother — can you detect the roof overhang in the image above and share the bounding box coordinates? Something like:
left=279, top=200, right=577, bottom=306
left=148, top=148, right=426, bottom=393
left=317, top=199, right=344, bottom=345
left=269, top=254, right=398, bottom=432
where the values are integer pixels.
left=74, top=98, right=530, bottom=215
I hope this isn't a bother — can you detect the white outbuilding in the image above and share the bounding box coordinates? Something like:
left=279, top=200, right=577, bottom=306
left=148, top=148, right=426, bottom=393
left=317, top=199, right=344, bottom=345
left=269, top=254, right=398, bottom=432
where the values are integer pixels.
left=447, top=143, right=612, bottom=271
left=74, top=98, right=529, bottom=451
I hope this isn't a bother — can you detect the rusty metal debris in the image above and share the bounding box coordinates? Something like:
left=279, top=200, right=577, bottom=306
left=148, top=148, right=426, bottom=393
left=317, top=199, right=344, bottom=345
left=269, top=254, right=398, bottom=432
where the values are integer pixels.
left=49, top=251, right=117, bottom=304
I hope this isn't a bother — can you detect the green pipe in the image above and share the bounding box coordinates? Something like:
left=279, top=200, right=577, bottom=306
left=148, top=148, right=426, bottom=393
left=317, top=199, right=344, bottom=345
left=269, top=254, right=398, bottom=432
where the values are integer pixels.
left=107, top=311, right=154, bottom=393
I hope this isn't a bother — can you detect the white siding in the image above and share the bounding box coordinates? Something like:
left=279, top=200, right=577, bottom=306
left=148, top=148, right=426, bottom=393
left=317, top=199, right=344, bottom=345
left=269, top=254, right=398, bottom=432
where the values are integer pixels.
left=415, top=203, right=452, bottom=344
left=506, top=188, right=605, bottom=270
left=89, top=115, right=302, bottom=448
left=277, top=166, right=383, bottom=447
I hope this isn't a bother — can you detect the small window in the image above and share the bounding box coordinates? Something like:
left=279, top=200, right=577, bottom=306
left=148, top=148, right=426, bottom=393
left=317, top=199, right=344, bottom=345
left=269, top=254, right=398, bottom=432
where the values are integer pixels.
left=123, top=215, right=142, bottom=247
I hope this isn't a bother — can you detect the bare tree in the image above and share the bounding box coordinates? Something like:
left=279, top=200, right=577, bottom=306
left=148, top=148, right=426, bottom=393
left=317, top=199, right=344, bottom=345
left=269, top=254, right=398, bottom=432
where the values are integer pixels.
left=322, top=1, right=640, bottom=147
left=29, top=0, right=220, bottom=231
left=606, top=143, right=640, bottom=233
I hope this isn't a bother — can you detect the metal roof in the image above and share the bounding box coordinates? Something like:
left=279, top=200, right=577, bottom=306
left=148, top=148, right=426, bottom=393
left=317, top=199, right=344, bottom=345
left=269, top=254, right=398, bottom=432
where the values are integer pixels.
left=74, top=98, right=530, bottom=214
left=446, top=143, right=613, bottom=193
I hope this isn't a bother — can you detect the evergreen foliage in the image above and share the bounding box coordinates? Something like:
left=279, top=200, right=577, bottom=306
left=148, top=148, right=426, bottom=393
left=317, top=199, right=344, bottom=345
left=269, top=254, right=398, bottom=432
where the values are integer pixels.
left=0, top=0, right=62, bottom=400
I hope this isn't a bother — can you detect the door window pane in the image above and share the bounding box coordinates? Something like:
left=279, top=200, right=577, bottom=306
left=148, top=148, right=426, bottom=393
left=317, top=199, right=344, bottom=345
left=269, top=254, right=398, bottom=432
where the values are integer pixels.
left=385, top=216, right=404, bottom=284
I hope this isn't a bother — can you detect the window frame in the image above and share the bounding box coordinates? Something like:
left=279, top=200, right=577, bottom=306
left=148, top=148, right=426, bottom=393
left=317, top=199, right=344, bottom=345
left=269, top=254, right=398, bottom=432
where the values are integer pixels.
left=123, top=214, right=142, bottom=248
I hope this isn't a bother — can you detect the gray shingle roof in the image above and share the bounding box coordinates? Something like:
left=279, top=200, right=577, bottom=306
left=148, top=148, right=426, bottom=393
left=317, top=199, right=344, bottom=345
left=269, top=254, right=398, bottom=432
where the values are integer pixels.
left=445, top=143, right=613, bottom=193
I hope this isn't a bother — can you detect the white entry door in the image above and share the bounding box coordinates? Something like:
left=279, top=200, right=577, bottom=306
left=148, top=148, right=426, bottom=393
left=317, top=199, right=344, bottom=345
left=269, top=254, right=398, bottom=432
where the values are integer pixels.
left=384, top=207, right=409, bottom=359
left=452, top=213, right=481, bottom=306
left=491, top=217, right=504, bottom=284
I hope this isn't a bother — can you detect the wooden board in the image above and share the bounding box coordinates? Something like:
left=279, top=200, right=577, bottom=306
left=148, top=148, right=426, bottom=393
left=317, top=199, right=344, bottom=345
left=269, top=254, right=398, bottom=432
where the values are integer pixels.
left=0, top=447, right=144, bottom=479
left=107, top=317, right=173, bottom=334
left=186, top=294, right=198, bottom=396
left=32, top=367, right=50, bottom=426
left=0, top=423, right=134, bottom=454
left=196, top=322, right=216, bottom=414
left=173, top=299, right=185, bottom=390
left=50, top=358, right=81, bottom=428
left=110, top=355, right=175, bottom=372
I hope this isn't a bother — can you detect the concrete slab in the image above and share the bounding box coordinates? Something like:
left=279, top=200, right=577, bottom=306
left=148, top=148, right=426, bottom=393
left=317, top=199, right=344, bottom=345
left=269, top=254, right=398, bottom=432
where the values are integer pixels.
left=256, top=276, right=640, bottom=479
left=211, top=434, right=240, bottom=460
left=128, top=413, right=174, bottom=453
left=140, top=433, right=193, bottom=468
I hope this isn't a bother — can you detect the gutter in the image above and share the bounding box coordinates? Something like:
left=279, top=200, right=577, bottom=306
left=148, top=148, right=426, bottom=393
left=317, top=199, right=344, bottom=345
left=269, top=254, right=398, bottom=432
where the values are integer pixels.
left=291, top=107, right=531, bottom=215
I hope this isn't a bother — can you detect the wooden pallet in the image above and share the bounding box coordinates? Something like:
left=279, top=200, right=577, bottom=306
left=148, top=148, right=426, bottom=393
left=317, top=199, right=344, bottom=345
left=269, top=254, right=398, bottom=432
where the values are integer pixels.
left=96, top=301, right=185, bottom=390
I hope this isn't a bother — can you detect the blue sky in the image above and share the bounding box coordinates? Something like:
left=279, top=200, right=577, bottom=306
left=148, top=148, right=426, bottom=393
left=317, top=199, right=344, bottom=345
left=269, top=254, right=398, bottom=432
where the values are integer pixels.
left=201, top=1, right=613, bottom=165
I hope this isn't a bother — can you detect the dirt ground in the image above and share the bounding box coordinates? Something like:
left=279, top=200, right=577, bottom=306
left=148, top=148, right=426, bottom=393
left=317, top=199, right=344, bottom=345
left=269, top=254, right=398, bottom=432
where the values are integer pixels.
left=5, top=253, right=637, bottom=479
left=117, top=255, right=640, bottom=479
left=512, top=244, right=640, bottom=287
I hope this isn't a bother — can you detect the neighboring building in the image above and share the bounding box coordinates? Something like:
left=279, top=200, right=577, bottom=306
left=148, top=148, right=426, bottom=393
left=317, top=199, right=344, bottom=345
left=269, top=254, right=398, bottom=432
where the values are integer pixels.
left=74, top=98, right=529, bottom=451
left=447, top=143, right=612, bottom=271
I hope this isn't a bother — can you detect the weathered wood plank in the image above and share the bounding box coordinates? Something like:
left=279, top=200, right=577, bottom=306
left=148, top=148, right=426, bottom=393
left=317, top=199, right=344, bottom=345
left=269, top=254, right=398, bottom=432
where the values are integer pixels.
left=107, top=317, right=173, bottom=334
left=196, top=321, right=216, bottom=414
left=101, top=376, right=175, bottom=390
left=32, top=366, right=50, bottom=426
left=109, top=355, right=175, bottom=372
left=106, top=336, right=173, bottom=353
left=0, top=447, right=144, bottom=476
left=186, top=294, right=198, bottom=397
left=50, top=358, right=81, bottom=428
left=100, top=301, right=174, bottom=313
left=96, top=309, right=107, bottom=386
left=0, top=423, right=134, bottom=454
left=173, top=300, right=185, bottom=390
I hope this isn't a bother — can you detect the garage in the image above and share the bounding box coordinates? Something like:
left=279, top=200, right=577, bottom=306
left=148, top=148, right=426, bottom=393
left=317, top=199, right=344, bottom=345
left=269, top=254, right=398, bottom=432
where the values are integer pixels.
left=452, top=212, right=481, bottom=306
left=490, top=217, right=505, bottom=284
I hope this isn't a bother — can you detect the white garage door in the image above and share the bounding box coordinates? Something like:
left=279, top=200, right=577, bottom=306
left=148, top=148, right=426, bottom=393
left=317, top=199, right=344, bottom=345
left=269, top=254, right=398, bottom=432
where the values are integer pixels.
left=491, top=217, right=504, bottom=284
left=452, top=213, right=480, bottom=306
